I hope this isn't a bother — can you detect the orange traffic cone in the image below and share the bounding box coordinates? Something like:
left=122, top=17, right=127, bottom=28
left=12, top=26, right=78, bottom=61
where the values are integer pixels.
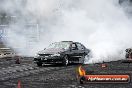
left=16, top=56, right=20, bottom=64
left=17, top=80, right=21, bottom=88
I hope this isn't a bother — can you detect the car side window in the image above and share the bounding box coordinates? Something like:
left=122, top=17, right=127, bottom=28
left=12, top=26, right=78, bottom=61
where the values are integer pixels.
left=77, top=43, right=85, bottom=50
left=71, top=43, right=78, bottom=50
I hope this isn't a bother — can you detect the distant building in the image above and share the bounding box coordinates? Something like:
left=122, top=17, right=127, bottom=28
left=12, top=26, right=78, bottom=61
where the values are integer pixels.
left=0, top=14, right=40, bottom=56
left=0, top=0, right=40, bottom=56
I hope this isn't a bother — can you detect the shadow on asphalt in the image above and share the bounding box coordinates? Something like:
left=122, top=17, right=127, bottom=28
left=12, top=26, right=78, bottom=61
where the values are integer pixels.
left=41, top=63, right=81, bottom=67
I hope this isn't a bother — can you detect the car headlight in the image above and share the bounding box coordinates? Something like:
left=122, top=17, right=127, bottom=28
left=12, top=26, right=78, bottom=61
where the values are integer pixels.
left=51, top=54, right=60, bottom=57
left=34, top=54, right=40, bottom=58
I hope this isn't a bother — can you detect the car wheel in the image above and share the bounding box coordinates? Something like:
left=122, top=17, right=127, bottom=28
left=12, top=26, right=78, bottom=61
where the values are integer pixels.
left=63, top=55, right=69, bottom=66
left=37, top=62, right=42, bottom=66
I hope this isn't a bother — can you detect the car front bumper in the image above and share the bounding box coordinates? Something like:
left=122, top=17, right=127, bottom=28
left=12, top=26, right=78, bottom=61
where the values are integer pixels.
left=34, top=56, right=63, bottom=64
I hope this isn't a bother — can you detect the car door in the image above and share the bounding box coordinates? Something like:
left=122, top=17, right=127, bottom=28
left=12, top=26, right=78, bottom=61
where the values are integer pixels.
left=76, top=43, right=86, bottom=63
left=69, top=43, right=80, bottom=62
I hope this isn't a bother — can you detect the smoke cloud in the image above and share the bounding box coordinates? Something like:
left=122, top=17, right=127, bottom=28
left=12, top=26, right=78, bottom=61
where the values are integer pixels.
left=1, top=0, right=132, bottom=63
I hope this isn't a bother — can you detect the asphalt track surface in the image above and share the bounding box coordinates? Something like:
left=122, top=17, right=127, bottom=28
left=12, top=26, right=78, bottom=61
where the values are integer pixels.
left=0, top=58, right=132, bottom=88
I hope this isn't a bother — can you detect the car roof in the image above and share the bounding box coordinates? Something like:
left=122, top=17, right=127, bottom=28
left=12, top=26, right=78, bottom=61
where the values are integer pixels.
left=61, top=41, right=73, bottom=43
left=61, top=41, right=82, bottom=44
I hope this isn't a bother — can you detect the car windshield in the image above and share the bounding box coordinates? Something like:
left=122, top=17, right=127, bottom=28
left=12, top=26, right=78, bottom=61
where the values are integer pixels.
left=46, top=42, right=70, bottom=50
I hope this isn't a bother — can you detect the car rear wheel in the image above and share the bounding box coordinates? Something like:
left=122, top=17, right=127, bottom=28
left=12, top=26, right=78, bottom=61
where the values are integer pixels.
left=37, top=62, right=42, bottom=66
left=63, top=55, right=69, bottom=66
